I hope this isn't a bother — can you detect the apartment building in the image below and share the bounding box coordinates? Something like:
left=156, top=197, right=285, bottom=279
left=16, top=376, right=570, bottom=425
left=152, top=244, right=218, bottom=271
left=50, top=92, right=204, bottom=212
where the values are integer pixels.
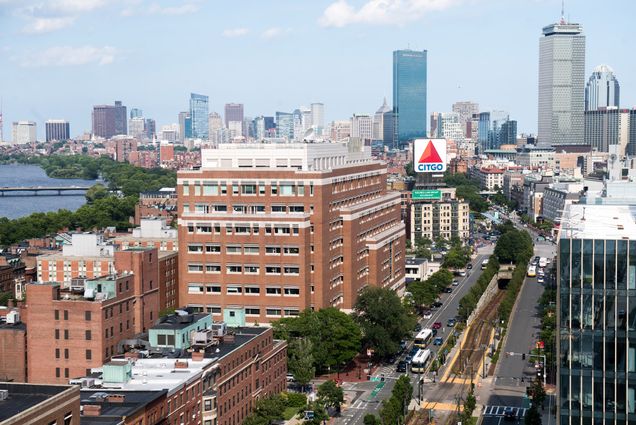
left=178, top=141, right=405, bottom=324
left=476, top=166, right=505, bottom=191
left=409, top=192, right=470, bottom=242
left=25, top=275, right=137, bottom=384
left=0, top=383, right=80, bottom=425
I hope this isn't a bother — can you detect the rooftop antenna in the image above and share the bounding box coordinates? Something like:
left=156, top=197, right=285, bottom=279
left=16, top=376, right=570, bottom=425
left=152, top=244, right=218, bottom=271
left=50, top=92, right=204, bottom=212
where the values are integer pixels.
left=560, top=0, right=566, bottom=24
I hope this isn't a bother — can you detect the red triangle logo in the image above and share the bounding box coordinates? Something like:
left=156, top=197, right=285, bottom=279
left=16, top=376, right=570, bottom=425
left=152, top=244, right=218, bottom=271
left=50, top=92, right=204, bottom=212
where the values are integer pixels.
left=418, top=140, right=442, bottom=163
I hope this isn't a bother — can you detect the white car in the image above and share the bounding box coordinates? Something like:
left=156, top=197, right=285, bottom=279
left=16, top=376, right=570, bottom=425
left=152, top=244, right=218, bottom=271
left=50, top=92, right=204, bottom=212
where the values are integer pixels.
left=537, top=277, right=545, bottom=284
left=422, top=311, right=432, bottom=319
left=452, top=280, right=459, bottom=286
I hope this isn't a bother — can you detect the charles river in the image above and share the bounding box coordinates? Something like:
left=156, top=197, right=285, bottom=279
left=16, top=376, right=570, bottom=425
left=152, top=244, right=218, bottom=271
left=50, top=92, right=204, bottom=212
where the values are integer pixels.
left=0, top=164, right=97, bottom=219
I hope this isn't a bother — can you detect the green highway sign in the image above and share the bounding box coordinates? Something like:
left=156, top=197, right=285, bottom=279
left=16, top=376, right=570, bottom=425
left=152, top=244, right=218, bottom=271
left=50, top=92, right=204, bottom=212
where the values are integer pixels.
left=412, top=189, right=442, bottom=200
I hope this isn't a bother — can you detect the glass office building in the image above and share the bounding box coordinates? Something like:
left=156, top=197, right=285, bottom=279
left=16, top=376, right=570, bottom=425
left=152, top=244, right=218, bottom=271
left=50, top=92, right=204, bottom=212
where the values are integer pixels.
left=189, top=93, right=209, bottom=139
left=557, top=204, right=636, bottom=425
left=393, top=49, right=427, bottom=145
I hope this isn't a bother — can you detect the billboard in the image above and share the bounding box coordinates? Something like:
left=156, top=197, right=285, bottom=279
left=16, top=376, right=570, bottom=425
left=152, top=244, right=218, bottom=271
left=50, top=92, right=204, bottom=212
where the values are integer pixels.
left=413, top=138, right=447, bottom=173
left=412, top=189, right=442, bottom=200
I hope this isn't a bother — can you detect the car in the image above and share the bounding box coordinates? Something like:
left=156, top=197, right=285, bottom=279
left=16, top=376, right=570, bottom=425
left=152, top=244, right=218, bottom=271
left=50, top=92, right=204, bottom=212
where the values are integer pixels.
left=400, top=340, right=407, bottom=351
left=458, top=270, right=467, bottom=276
left=447, top=318, right=457, bottom=327
left=422, top=310, right=432, bottom=319
left=432, top=301, right=443, bottom=308
left=387, top=354, right=397, bottom=364
left=414, top=323, right=422, bottom=332
left=443, top=287, right=453, bottom=293
left=396, top=361, right=408, bottom=373
left=410, top=346, right=419, bottom=357
left=432, top=322, right=442, bottom=330
left=537, top=277, right=545, bottom=284
left=433, top=337, right=444, bottom=346
left=286, top=373, right=295, bottom=382
left=431, top=328, right=438, bottom=336
left=503, top=407, right=516, bottom=421
left=404, top=355, right=413, bottom=364
left=452, top=280, right=459, bottom=286
left=467, top=264, right=473, bottom=270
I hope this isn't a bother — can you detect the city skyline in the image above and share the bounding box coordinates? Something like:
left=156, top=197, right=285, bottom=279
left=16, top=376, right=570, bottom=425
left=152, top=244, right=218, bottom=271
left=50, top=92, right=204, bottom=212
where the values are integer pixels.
left=0, top=1, right=635, bottom=140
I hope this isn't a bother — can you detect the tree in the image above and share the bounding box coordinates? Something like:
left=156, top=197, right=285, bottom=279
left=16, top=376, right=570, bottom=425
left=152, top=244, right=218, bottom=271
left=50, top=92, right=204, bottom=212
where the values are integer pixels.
left=318, top=380, right=344, bottom=412
left=379, top=396, right=402, bottom=425
left=524, top=405, right=542, bottom=425
left=85, top=183, right=109, bottom=203
left=392, top=375, right=413, bottom=410
left=363, top=414, right=381, bottom=425
left=354, top=287, right=416, bottom=358
left=494, top=229, right=533, bottom=264
left=288, top=338, right=315, bottom=387
left=530, top=377, right=546, bottom=407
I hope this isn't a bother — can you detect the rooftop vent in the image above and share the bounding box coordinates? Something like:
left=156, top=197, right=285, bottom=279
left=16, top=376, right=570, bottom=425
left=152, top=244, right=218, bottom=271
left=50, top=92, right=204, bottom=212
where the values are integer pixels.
left=0, top=390, right=8, bottom=401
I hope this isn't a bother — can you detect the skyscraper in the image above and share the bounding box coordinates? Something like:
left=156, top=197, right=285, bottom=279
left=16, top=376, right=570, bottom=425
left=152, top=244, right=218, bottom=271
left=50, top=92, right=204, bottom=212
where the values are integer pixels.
left=224, top=103, right=244, bottom=128
left=310, top=103, right=324, bottom=131
left=128, top=117, right=146, bottom=139
left=557, top=204, right=636, bottom=425
left=478, top=111, right=516, bottom=151
left=452, top=101, right=479, bottom=138
left=538, top=18, right=585, bottom=146
left=178, top=111, right=192, bottom=141
left=393, top=49, right=427, bottom=145
left=585, top=65, right=620, bottom=111
left=435, top=112, right=464, bottom=142
left=12, top=121, right=36, bottom=144
left=145, top=118, right=156, bottom=139
left=351, top=114, right=373, bottom=141
left=584, top=107, right=630, bottom=153
left=130, top=108, right=143, bottom=119
left=189, top=93, right=209, bottom=139
left=92, top=101, right=127, bottom=139
left=45, top=120, right=70, bottom=142
left=373, top=98, right=391, bottom=141
left=275, top=112, right=294, bottom=140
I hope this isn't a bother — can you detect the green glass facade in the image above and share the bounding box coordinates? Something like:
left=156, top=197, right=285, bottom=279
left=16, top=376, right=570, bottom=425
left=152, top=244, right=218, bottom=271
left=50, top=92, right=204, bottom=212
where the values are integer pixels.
left=558, top=237, right=636, bottom=424
left=393, top=49, right=427, bottom=145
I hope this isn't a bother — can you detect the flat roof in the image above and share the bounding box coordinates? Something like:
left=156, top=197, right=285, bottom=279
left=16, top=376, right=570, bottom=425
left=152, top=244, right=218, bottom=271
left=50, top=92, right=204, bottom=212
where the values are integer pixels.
left=0, top=383, right=73, bottom=422
left=151, top=313, right=210, bottom=331
left=80, top=390, right=166, bottom=425
left=561, top=204, right=636, bottom=240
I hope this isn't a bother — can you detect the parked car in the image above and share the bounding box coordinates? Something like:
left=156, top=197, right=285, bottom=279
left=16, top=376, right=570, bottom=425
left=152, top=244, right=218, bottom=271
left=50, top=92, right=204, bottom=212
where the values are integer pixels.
left=422, top=310, right=432, bottom=319
left=447, top=318, right=457, bottom=327
left=286, top=373, right=295, bottom=382
left=432, top=322, right=442, bottom=330
left=537, top=277, right=545, bottom=284
left=400, top=340, right=408, bottom=352
left=443, top=287, right=453, bottom=293
left=458, top=270, right=467, bottom=276
left=414, top=323, right=422, bottom=332
left=433, top=337, right=444, bottom=346
left=397, top=361, right=408, bottom=373
left=404, top=355, right=413, bottom=364
left=467, top=264, right=473, bottom=270
left=452, top=280, right=459, bottom=286
left=432, top=301, right=443, bottom=308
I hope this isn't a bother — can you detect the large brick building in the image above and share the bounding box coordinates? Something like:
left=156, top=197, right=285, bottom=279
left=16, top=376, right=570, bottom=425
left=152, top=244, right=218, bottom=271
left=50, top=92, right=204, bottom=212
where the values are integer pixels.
left=0, top=382, right=80, bottom=425
left=177, top=141, right=405, bottom=324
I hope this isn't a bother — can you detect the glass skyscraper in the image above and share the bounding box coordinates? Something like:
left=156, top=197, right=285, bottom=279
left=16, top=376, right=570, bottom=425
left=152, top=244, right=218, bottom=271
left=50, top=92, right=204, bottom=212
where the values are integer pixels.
left=190, top=93, right=209, bottom=139
left=557, top=204, right=636, bottom=425
left=538, top=20, right=585, bottom=146
left=477, top=111, right=516, bottom=151
left=585, top=65, right=620, bottom=111
left=275, top=112, right=293, bottom=140
left=393, top=49, right=427, bottom=145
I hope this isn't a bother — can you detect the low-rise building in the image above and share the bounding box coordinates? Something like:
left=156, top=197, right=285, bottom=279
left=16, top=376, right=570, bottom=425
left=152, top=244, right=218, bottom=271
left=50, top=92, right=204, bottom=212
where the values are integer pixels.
left=517, top=145, right=555, bottom=169
left=112, top=218, right=178, bottom=252
left=135, top=188, right=178, bottom=226
left=405, top=257, right=440, bottom=283
left=0, top=309, right=27, bottom=382
left=476, top=166, right=504, bottom=191
left=0, top=382, right=80, bottom=425
left=80, top=390, right=167, bottom=425
left=541, top=182, right=584, bottom=223
left=409, top=188, right=470, bottom=242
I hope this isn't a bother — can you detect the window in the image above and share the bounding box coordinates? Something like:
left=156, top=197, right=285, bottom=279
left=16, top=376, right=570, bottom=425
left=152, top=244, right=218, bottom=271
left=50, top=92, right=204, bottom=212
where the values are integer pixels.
left=245, top=286, right=260, bottom=295
left=272, top=205, right=286, bottom=213
left=203, top=183, right=218, bottom=196
left=265, top=266, right=281, bottom=275
left=266, top=246, right=281, bottom=255
left=232, top=183, right=239, bottom=195
left=86, top=349, right=92, bottom=360
left=206, top=285, right=221, bottom=293
left=56, top=368, right=60, bottom=378
left=85, top=330, right=92, bottom=340
left=196, top=225, right=212, bottom=234
left=266, top=287, right=281, bottom=295
left=284, top=246, right=300, bottom=255
left=64, top=368, right=69, bottom=378
left=244, top=245, right=259, bottom=254
left=227, top=265, right=242, bottom=274
left=244, top=265, right=259, bottom=274
left=289, top=205, right=304, bottom=213
left=64, top=348, right=69, bottom=359
left=204, top=400, right=213, bottom=411
left=188, top=263, right=204, bottom=272
left=280, top=183, right=294, bottom=196
left=213, top=204, right=227, bottom=212
left=188, top=244, right=204, bottom=253
left=284, top=308, right=300, bottom=316
left=284, top=266, right=300, bottom=275
left=64, top=329, right=69, bottom=340
left=271, top=183, right=278, bottom=195
left=242, top=184, right=257, bottom=195
left=245, top=308, right=260, bottom=316
left=206, top=264, right=221, bottom=273
left=64, top=310, right=68, bottom=320
left=55, top=329, right=60, bottom=339
left=227, top=286, right=242, bottom=294
left=188, top=284, right=204, bottom=294
left=226, top=245, right=242, bottom=254
left=54, top=310, right=59, bottom=320
left=206, top=244, right=220, bottom=253
left=266, top=309, right=281, bottom=317
left=220, top=183, right=227, bottom=195
left=284, top=287, right=300, bottom=296
left=64, top=412, right=73, bottom=425
left=235, top=226, right=249, bottom=234
left=55, top=348, right=60, bottom=358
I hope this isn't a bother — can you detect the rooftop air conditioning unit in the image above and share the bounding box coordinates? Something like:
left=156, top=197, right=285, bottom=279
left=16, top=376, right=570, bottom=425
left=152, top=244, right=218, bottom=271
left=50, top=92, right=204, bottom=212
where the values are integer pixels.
left=0, top=390, right=8, bottom=401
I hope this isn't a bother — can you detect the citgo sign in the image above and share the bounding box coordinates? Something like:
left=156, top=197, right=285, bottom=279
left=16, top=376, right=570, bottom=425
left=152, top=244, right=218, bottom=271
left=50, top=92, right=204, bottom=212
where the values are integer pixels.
left=413, top=139, right=447, bottom=173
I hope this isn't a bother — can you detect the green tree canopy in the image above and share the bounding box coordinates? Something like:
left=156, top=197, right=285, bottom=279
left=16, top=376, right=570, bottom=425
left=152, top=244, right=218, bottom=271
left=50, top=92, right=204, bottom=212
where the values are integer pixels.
left=317, top=380, right=344, bottom=411
left=494, top=228, right=534, bottom=264
left=354, top=287, right=416, bottom=358
left=288, top=338, right=315, bottom=386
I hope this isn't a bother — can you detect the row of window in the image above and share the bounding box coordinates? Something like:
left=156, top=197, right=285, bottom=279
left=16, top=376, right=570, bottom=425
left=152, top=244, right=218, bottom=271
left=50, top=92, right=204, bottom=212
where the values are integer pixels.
left=187, top=244, right=299, bottom=256
left=185, top=203, right=310, bottom=214
left=182, top=181, right=314, bottom=197
left=187, top=223, right=301, bottom=236
left=187, top=284, right=300, bottom=296
left=187, top=264, right=300, bottom=275
left=188, top=304, right=300, bottom=317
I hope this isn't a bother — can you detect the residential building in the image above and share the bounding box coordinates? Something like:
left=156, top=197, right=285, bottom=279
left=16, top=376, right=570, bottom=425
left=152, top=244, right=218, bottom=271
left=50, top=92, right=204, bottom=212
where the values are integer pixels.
left=224, top=103, right=244, bottom=129
left=0, top=310, right=27, bottom=382
left=177, top=141, right=405, bottom=323
left=135, top=188, right=178, bottom=226
left=557, top=204, right=636, bottom=425
left=476, top=166, right=505, bottom=191
left=25, top=275, right=138, bottom=384
left=436, top=112, right=465, bottom=142
left=45, top=120, right=70, bottom=142
left=585, top=64, right=620, bottom=111
left=0, top=383, right=80, bottom=425
left=114, top=137, right=138, bottom=162
left=190, top=93, right=209, bottom=139
left=160, top=142, right=174, bottom=163
left=405, top=257, right=440, bottom=283
left=452, top=101, right=479, bottom=138
left=630, top=110, right=636, bottom=156
left=503, top=170, right=525, bottom=201
left=584, top=107, right=631, bottom=154
left=145, top=119, right=156, bottom=140
left=522, top=175, right=554, bottom=220
left=11, top=121, right=36, bottom=144
left=330, top=120, right=351, bottom=141
left=351, top=114, right=373, bottom=141
left=541, top=182, right=583, bottom=223
left=538, top=19, right=585, bottom=146
left=113, top=218, right=178, bottom=252
left=393, top=49, right=427, bottom=144
left=373, top=98, right=391, bottom=141
left=409, top=188, right=470, bottom=242
left=92, top=101, right=127, bottom=139
left=80, top=390, right=166, bottom=425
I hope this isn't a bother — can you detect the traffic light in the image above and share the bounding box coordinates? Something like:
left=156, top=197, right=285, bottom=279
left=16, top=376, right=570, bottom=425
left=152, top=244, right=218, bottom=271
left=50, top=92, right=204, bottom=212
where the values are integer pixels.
left=522, top=353, right=526, bottom=360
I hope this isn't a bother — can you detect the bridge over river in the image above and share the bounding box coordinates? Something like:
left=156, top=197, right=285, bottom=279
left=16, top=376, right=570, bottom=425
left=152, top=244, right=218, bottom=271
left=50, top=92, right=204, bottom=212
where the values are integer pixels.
left=0, top=186, right=92, bottom=196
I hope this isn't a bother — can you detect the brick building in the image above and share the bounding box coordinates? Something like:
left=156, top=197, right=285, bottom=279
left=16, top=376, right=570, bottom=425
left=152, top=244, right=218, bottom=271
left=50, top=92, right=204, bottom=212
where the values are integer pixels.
left=177, top=141, right=405, bottom=324
left=134, top=189, right=178, bottom=226
left=80, top=390, right=167, bottom=425
left=0, top=383, right=80, bottom=425
left=0, top=310, right=27, bottom=382
left=25, top=275, right=137, bottom=384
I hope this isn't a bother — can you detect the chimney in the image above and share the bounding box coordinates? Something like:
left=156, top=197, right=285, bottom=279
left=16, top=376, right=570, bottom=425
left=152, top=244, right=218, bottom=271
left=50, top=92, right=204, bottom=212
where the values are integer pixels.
left=106, top=394, right=125, bottom=403
left=174, top=360, right=189, bottom=369
left=83, top=405, right=102, bottom=416
left=192, top=351, right=204, bottom=362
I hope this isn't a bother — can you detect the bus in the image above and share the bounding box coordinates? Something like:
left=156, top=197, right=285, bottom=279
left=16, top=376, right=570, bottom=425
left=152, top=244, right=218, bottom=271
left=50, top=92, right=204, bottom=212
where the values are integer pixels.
left=414, top=329, right=433, bottom=348
left=481, top=258, right=489, bottom=270
left=527, top=265, right=537, bottom=277
left=411, top=349, right=432, bottom=373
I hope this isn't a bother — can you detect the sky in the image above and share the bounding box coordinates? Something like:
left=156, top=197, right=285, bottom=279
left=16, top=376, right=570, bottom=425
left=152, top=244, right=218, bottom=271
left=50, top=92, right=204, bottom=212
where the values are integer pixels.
left=0, top=0, right=635, bottom=139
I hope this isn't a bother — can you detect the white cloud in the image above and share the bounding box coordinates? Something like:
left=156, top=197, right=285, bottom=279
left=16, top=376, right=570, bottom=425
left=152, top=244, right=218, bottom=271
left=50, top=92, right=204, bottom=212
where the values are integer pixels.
left=222, top=27, right=249, bottom=38
left=48, top=0, right=108, bottom=13
left=147, top=1, right=199, bottom=15
left=319, top=0, right=461, bottom=27
left=261, top=27, right=291, bottom=39
left=22, top=16, right=75, bottom=34
left=18, top=45, right=118, bottom=67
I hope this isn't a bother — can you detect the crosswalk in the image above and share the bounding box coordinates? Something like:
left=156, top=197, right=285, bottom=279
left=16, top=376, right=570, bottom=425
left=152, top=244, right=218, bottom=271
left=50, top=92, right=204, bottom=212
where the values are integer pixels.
left=482, top=405, right=527, bottom=417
